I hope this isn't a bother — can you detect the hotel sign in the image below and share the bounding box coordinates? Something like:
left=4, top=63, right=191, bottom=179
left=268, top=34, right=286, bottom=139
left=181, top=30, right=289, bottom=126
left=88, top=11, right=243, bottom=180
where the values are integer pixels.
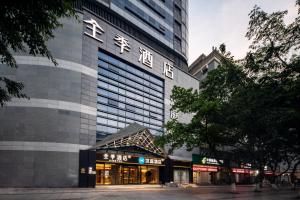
left=83, top=18, right=174, bottom=79
left=114, top=34, right=131, bottom=54
left=97, top=153, right=164, bottom=165
left=83, top=19, right=104, bottom=42
left=138, top=47, right=153, bottom=68
left=102, top=153, right=131, bottom=162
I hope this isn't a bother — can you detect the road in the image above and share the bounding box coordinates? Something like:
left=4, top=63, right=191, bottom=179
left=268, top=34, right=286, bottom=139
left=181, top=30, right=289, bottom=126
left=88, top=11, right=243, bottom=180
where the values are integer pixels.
left=0, top=185, right=298, bottom=200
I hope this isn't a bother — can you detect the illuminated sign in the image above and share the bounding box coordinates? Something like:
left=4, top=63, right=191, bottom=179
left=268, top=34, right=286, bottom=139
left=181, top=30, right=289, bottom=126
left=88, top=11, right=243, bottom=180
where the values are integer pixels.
left=232, top=168, right=255, bottom=174
left=138, top=157, right=145, bottom=164
left=80, top=168, right=86, bottom=174
left=241, top=163, right=252, bottom=169
left=97, top=153, right=164, bottom=165
left=145, top=158, right=163, bottom=164
left=192, top=154, right=224, bottom=166
left=193, top=165, right=218, bottom=172
left=102, top=153, right=131, bottom=163
left=201, top=157, right=223, bottom=166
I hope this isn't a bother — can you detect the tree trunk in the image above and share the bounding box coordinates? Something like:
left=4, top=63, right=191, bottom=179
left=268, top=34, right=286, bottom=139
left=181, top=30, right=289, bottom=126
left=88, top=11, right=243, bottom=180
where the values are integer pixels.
left=254, top=167, right=264, bottom=192
left=270, top=175, right=279, bottom=190
left=297, top=188, right=300, bottom=198
left=230, top=182, right=237, bottom=192
left=229, top=169, right=237, bottom=193
left=290, top=160, right=300, bottom=191
left=254, top=183, right=261, bottom=192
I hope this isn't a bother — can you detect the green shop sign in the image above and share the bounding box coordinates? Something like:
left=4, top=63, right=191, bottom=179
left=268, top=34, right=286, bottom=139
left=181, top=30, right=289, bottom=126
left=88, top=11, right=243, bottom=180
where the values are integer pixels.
left=192, top=154, right=224, bottom=166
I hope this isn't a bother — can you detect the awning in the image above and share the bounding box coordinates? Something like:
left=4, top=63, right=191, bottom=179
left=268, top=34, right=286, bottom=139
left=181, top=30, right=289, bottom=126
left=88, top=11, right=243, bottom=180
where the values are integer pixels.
left=90, top=123, right=165, bottom=157
left=168, top=155, right=192, bottom=162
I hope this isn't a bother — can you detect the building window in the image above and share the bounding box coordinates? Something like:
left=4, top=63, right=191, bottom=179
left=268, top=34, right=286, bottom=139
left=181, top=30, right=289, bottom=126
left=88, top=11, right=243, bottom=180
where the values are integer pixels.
left=174, top=36, right=182, bottom=52
left=174, top=4, right=181, bottom=22
left=202, top=66, right=208, bottom=74
left=174, top=20, right=182, bottom=37
left=108, top=99, right=119, bottom=107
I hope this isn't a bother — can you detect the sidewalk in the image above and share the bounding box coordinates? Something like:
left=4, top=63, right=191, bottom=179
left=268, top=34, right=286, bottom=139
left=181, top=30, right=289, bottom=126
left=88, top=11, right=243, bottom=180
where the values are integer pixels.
left=0, top=185, right=296, bottom=200
left=0, top=185, right=170, bottom=200
left=0, top=185, right=172, bottom=196
left=0, top=184, right=256, bottom=194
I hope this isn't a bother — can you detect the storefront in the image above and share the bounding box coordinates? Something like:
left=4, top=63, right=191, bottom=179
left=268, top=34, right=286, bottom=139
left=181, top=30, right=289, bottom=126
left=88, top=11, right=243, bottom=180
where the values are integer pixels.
left=165, top=156, right=192, bottom=184
left=192, top=154, right=223, bottom=185
left=96, top=153, right=164, bottom=185
left=232, top=168, right=256, bottom=184
left=85, top=123, right=166, bottom=186
left=173, top=168, right=190, bottom=184
left=193, top=165, right=219, bottom=185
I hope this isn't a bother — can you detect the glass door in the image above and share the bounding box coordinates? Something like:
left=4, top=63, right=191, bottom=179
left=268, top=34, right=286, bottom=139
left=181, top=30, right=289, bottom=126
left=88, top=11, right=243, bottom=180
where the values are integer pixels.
left=123, top=166, right=129, bottom=184
left=96, top=163, right=121, bottom=185
left=174, top=169, right=190, bottom=184
left=123, top=165, right=140, bottom=184
left=129, top=166, right=139, bottom=184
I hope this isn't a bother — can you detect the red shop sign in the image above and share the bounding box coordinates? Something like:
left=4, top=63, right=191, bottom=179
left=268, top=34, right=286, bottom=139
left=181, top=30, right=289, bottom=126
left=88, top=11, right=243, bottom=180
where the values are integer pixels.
left=232, top=168, right=255, bottom=174
left=193, top=165, right=218, bottom=172
left=264, top=171, right=275, bottom=175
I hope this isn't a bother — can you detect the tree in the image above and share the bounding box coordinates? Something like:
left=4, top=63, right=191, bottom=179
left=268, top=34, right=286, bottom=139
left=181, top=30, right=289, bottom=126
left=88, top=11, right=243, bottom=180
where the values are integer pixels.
left=0, top=0, right=77, bottom=106
left=156, top=48, right=248, bottom=191
left=156, top=1, right=300, bottom=191
left=243, top=2, right=300, bottom=188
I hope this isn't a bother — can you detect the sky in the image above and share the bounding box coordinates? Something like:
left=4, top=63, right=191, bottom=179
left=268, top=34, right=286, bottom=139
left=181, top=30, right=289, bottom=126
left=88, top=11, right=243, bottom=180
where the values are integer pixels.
left=188, top=0, right=298, bottom=65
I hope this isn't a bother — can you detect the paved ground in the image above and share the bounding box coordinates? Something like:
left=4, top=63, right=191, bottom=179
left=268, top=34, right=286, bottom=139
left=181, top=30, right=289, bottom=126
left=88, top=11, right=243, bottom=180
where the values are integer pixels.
left=0, top=185, right=299, bottom=200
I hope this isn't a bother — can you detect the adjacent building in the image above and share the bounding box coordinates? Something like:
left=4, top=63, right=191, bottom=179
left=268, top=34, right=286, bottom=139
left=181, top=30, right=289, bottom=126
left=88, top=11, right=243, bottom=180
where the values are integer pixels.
left=188, top=47, right=222, bottom=81
left=188, top=49, right=257, bottom=185
left=188, top=49, right=299, bottom=185
left=0, top=0, right=198, bottom=187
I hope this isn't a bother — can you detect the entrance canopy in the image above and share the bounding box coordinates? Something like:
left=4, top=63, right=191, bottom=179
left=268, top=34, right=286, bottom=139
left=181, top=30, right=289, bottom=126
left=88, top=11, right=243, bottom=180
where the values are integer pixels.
left=91, top=123, right=165, bottom=157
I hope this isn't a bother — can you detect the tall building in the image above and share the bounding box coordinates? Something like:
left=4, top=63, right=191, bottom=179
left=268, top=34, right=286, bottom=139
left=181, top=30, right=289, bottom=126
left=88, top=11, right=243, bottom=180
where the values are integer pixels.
left=0, top=0, right=198, bottom=187
left=97, top=0, right=189, bottom=71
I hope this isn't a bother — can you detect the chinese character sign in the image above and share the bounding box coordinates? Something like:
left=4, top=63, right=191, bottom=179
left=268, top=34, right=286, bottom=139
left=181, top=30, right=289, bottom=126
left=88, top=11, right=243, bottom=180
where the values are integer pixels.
left=163, top=62, right=174, bottom=79
left=114, top=34, right=131, bottom=53
left=201, top=157, right=224, bottom=165
left=116, top=155, right=122, bottom=162
left=103, top=153, right=109, bottom=159
left=170, top=111, right=178, bottom=119
left=83, top=19, right=104, bottom=42
left=82, top=19, right=177, bottom=80
left=145, top=158, right=163, bottom=165
left=100, top=153, right=163, bottom=164
left=138, top=47, right=153, bottom=68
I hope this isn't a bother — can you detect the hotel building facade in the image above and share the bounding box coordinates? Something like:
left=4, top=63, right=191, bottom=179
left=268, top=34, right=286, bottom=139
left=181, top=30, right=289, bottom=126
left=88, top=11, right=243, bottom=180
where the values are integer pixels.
left=0, top=0, right=199, bottom=187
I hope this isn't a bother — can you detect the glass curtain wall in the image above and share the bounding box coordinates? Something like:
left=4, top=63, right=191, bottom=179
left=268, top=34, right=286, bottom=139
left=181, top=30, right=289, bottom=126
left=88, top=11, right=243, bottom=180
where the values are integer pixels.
left=96, top=51, right=164, bottom=141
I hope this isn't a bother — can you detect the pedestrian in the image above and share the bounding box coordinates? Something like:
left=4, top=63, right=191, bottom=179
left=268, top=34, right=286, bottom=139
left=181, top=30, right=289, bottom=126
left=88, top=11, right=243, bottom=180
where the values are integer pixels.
left=291, top=173, right=296, bottom=191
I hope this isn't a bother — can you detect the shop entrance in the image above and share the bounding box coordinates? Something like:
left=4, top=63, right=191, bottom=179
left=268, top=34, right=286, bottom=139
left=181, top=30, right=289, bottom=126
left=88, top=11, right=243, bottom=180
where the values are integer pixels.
left=96, top=163, right=160, bottom=185
left=86, top=124, right=166, bottom=186
left=173, top=169, right=190, bottom=184
left=123, top=165, right=139, bottom=184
